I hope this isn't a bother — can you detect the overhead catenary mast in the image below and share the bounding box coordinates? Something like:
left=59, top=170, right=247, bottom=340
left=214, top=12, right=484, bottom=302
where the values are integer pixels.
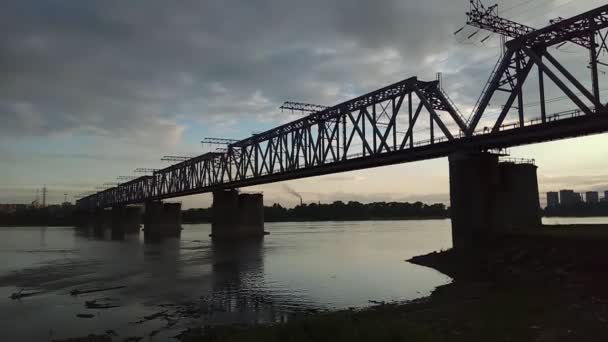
left=42, top=185, right=47, bottom=208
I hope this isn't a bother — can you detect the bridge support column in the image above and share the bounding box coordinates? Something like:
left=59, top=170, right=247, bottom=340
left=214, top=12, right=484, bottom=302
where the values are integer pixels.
left=493, top=161, right=542, bottom=230
left=143, top=201, right=182, bottom=240
left=91, top=209, right=111, bottom=236
left=449, top=152, right=500, bottom=249
left=211, top=190, right=267, bottom=240
left=111, top=206, right=142, bottom=238
left=449, top=152, right=541, bottom=249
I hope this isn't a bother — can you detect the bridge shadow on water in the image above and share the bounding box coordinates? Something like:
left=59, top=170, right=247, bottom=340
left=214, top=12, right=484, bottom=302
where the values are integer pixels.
left=198, top=238, right=307, bottom=325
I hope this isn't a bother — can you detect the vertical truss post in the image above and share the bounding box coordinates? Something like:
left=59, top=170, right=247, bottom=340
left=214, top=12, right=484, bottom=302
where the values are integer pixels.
left=254, top=143, right=259, bottom=177
left=516, top=51, right=525, bottom=127
left=589, top=19, right=601, bottom=107
left=408, top=92, right=413, bottom=148
left=392, top=98, right=398, bottom=150
left=372, top=104, right=377, bottom=153
left=538, top=60, right=547, bottom=123
left=429, top=109, right=434, bottom=144
left=335, top=119, right=340, bottom=161
left=362, top=110, right=367, bottom=156
left=342, top=115, right=347, bottom=161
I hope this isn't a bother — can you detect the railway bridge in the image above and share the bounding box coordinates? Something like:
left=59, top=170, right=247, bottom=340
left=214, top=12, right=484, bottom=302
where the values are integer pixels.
left=77, top=3, right=608, bottom=247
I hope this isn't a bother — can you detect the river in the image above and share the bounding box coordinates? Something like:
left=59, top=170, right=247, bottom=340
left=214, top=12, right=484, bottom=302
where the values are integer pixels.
left=1, top=218, right=605, bottom=340
left=0, top=220, right=452, bottom=340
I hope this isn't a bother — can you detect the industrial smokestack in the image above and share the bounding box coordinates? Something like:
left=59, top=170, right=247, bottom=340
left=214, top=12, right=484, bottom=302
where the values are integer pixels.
left=283, top=184, right=303, bottom=206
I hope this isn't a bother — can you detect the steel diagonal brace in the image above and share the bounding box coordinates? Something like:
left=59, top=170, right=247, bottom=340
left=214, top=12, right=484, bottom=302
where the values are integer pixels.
left=431, top=89, right=468, bottom=133
left=492, top=54, right=535, bottom=132
left=468, top=48, right=517, bottom=134
left=346, top=110, right=373, bottom=156
left=542, top=51, right=604, bottom=110
left=400, top=102, right=424, bottom=150
left=323, top=121, right=339, bottom=161
left=415, top=87, right=454, bottom=141
left=361, top=107, right=391, bottom=153
left=523, top=47, right=594, bottom=115
left=377, top=94, right=406, bottom=153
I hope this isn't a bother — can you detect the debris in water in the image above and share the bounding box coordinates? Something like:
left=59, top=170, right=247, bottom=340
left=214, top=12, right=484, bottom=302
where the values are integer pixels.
left=76, top=313, right=95, bottom=319
left=70, top=286, right=126, bottom=296
left=85, top=300, right=120, bottom=309
left=10, top=289, right=41, bottom=300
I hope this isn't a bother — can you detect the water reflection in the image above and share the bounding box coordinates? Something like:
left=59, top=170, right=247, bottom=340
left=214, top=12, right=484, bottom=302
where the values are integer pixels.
left=0, top=221, right=457, bottom=340
left=199, top=238, right=294, bottom=324
left=143, top=237, right=183, bottom=291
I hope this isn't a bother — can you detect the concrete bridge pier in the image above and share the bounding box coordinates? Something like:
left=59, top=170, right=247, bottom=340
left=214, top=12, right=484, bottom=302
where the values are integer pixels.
left=143, top=201, right=182, bottom=240
left=449, top=152, right=541, bottom=249
left=92, top=208, right=110, bottom=236
left=211, top=190, right=267, bottom=240
left=110, top=206, right=142, bottom=238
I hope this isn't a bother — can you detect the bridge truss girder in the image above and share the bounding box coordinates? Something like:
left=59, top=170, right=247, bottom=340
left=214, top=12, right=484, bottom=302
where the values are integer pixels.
left=467, top=3, right=608, bottom=134
left=78, top=78, right=468, bottom=208
left=77, top=4, right=608, bottom=210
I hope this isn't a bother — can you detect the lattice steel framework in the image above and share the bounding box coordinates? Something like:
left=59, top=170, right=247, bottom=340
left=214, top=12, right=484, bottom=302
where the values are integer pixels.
left=77, top=3, right=608, bottom=209
left=78, top=78, right=471, bottom=208
left=467, top=2, right=608, bottom=134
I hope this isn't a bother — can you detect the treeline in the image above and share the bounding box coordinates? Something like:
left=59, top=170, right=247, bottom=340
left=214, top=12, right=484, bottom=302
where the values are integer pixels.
left=0, top=206, right=76, bottom=226
left=183, top=201, right=449, bottom=223
left=544, top=201, right=608, bottom=217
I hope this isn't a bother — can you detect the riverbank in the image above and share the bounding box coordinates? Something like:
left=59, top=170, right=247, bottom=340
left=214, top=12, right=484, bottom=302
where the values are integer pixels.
left=173, top=225, right=608, bottom=342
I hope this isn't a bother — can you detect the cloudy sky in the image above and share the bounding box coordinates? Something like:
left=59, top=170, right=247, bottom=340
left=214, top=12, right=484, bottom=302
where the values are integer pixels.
left=1, top=0, right=607, bottom=208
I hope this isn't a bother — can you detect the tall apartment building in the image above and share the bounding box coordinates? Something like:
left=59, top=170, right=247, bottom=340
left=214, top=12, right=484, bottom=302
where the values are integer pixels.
left=546, top=192, right=559, bottom=207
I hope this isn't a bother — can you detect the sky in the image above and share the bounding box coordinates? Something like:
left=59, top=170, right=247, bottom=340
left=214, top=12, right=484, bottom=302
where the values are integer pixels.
left=1, top=0, right=608, bottom=208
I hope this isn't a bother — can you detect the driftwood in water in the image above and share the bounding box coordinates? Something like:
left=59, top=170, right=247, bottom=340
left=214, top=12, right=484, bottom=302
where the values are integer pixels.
left=70, top=285, right=126, bottom=296
left=76, top=313, right=95, bottom=319
left=85, top=300, right=120, bottom=309
left=9, top=289, right=41, bottom=300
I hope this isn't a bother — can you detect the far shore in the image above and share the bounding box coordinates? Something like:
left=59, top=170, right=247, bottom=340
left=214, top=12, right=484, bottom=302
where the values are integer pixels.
left=4, top=216, right=608, bottom=228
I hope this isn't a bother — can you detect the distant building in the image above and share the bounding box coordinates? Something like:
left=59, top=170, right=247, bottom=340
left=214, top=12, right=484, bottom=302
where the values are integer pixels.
left=0, top=204, right=28, bottom=213
left=586, top=191, right=599, bottom=204
left=0, top=204, right=17, bottom=214
left=559, top=190, right=582, bottom=207
left=546, top=192, right=559, bottom=208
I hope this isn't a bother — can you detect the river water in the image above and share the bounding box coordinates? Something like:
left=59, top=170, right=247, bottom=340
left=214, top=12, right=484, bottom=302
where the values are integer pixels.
left=2, top=218, right=605, bottom=341
left=0, top=220, right=453, bottom=341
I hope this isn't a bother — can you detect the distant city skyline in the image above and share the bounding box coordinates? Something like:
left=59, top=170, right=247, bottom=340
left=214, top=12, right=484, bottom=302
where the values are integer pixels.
left=546, top=189, right=608, bottom=208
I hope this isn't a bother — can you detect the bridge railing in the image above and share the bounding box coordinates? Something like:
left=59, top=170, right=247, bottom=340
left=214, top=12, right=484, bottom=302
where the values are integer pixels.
left=469, top=107, right=589, bottom=136
left=499, top=157, right=536, bottom=165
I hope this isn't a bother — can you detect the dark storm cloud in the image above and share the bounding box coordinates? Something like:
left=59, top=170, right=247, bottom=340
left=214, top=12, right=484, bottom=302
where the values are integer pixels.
left=0, top=0, right=468, bottom=143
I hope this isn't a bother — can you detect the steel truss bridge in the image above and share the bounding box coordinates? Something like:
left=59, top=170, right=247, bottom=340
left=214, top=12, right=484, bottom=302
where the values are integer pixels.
left=78, top=3, right=608, bottom=209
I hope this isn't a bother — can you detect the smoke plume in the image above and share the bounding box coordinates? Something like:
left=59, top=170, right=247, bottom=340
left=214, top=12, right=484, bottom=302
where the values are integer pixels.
left=283, top=184, right=302, bottom=203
